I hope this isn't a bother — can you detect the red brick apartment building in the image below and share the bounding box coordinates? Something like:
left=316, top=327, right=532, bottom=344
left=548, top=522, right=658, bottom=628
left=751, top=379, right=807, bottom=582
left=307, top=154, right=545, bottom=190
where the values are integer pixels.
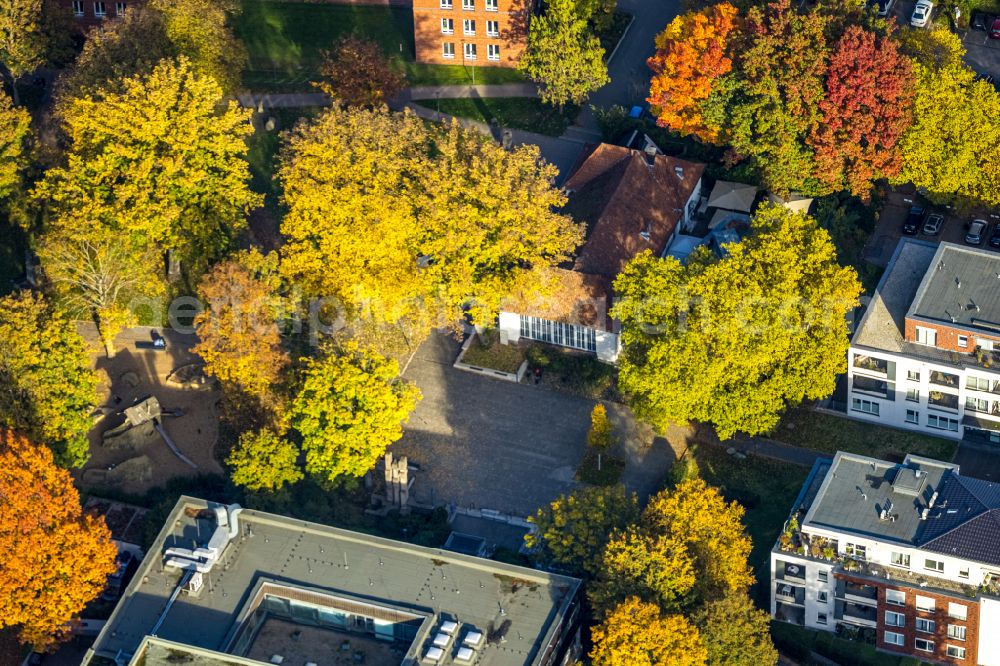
left=58, top=0, right=133, bottom=28
left=412, top=0, right=532, bottom=66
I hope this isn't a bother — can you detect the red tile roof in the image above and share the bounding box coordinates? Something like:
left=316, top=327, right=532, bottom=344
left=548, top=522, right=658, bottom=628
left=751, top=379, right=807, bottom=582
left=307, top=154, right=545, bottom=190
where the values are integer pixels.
left=563, top=144, right=705, bottom=278
left=502, top=268, right=612, bottom=330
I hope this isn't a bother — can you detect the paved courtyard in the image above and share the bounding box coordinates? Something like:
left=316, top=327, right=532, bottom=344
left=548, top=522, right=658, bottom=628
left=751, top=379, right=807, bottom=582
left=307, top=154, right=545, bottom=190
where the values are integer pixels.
left=391, top=333, right=680, bottom=517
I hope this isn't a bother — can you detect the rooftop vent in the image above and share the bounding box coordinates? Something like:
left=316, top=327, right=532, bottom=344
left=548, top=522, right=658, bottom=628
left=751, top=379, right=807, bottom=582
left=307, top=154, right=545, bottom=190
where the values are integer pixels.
left=163, top=503, right=242, bottom=574
left=891, top=467, right=926, bottom=496
left=639, top=222, right=651, bottom=242
left=643, top=144, right=657, bottom=167
left=674, top=166, right=684, bottom=179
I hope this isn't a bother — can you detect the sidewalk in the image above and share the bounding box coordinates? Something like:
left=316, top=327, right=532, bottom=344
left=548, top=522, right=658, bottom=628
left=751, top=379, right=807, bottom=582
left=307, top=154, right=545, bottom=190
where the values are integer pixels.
left=405, top=82, right=538, bottom=100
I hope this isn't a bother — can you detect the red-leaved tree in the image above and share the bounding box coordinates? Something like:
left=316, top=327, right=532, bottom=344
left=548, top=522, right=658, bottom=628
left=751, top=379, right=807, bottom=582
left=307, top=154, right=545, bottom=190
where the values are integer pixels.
left=808, top=26, right=914, bottom=198
left=647, top=2, right=738, bottom=142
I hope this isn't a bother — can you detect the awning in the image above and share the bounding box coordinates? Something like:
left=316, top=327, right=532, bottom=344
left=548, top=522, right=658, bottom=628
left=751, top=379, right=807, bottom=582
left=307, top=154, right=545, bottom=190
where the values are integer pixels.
left=962, top=414, right=1000, bottom=432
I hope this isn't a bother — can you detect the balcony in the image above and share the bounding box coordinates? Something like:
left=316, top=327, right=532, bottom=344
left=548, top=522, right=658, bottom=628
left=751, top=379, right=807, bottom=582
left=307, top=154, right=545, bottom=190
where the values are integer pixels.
left=775, top=602, right=805, bottom=626
left=775, top=582, right=806, bottom=606
left=928, top=390, right=959, bottom=411
left=776, top=560, right=807, bottom=583
left=836, top=600, right=878, bottom=627
left=853, top=354, right=888, bottom=375
left=837, top=580, right=878, bottom=603
left=930, top=370, right=960, bottom=388
left=852, top=375, right=890, bottom=398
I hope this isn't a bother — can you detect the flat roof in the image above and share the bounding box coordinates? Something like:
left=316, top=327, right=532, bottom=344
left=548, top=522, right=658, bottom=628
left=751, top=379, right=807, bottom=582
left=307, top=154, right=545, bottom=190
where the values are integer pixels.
left=86, top=497, right=580, bottom=666
left=909, top=242, right=1000, bottom=335
left=803, top=452, right=957, bottom=545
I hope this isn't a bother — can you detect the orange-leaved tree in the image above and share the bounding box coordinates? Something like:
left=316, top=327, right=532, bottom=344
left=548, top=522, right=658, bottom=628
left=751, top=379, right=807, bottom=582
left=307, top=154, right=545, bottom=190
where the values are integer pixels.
left=647, top=2, right=738, bottom=142
left=0, top=431, right=117, bottom=649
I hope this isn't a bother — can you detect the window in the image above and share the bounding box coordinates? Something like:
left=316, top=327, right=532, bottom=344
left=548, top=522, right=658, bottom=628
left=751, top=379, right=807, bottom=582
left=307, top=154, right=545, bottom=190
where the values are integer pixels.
left=890, top=552, right=911, bottom=568
left=817, top=613, right=827, bottom=625
left=915, top=638, right=934, bottom=653
left=485, top=0, right=498, bottom=9
left=93, top=1, right=106, bottom=17
left=442, top=42, right=455, bottom=58
left=462, top=0, right=474, bottom=9
left=818, top=571, right=828, bottom=583
left=885, top=611, right=905, bottom=627
left=884, top=631, right=905, bottom=647
left=916, top=595, right=936, bottom=612
left=115, top=1, right=125, bottom=14
left=520, top=316, right=597, bottom=353
left=72, top=0, right=83, bottom=15
left=916, top=326, right=937, bottom=346
left=441, top=0, right=453, bottom=8
left=968, top=375, right=992, bottom=392
left=905, top=410, right=919, bottom=424
left=463, top=42, right=476, bottom=59
left=441, top=17, right=454, bottom=33
left=947, top=645, right=967, bottom=659
left=959, top=567, right=969, bottom=579
left=927, top=414, right=959, bottom=431
left=886, top=589, right=906, bottom=606
left=948, top=603, right=968, bottom=621
left=979, top=338, right=997, bottom=351
left=852, top=398, right=879, bottom=416
left=966, top=396, right=989, bottom=413
left=916, top=618, right=936, bottom=634
left=487, top=19, right=499, bottom=36
left=818, top=591, right=828, bottom=603
left=845, top=543, right=867, bottom=560
left=948, top=625, right=967, bottom=641
left=924, top=558, right=945, bottom=573
left=906, top=388, right=920, bottom=402
left=463, top=18, right=475, bottom=34
left=907, top=369, right=921, bottom=381
left=958, top=335, right=969, bottom=348
left=487, top=43, right=500, bottom=60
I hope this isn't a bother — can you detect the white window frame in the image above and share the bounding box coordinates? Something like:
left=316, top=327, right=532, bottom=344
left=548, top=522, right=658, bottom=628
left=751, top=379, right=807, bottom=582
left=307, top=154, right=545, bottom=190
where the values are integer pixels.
left=947, top=645, right=966, bottom=659
left=915, top=638, right=934, bottom=653
left=968, top=375, right=992, bottom=391
left=817, top=590, right=828, bottom=603
left=463, top=18, right=475, bottom=34
left=886, top=589, right=906, bottom=606
left=463, top=42, right=477, bottom=60
left=948, top=624, right=967, bottom=641
left=487, top=43, right=500, bottom=61
left=966, top=396, right=989, bottom=413
left=441, top=17, right=454, bottom=33
left=907, top=369, right=921, bottom=381
left=906, top=388, right=920, bottom=402
left=845, top=542, right=867, bottom=560
left=916, top=618, right=935, bottom=634
left=485, top=0, right=498, bottom=9
left=72, top=0, right=84, bottom=15
left=851, top=398, right=879, bottom=416
left=958, top=335, right=969, bottom=348
left=818, top=570, right=828, bottom=583
left=487, top=19, right=500, bottom=36
left=927, top=414, right=959, bottom=431
left=916, top=595, right=936, bottom=613
left=440, top=0, right=453, bottom=7
left=817, top=613, right=827, bottom=625
left=115, top=1, right=125, bottom=14
left=916, top=326, right=937, bottom=346
left=519, top=316, right=596, bottom=353
left=948, top=603, right=968, bottom=621
left=462, top=0, right=474, bottom=9
left=924, top=558, right=945, bottom=573
left=959, top=567, right=969, bottom=579
left=442, top=42, right=455, bottom=58
left=93, top=0, right=106, bottom=17
left=905, top=410, right=919, bottom=424
left=885, top=611, right=905, bottom=627
left=884, top=631, right=905, bottom=647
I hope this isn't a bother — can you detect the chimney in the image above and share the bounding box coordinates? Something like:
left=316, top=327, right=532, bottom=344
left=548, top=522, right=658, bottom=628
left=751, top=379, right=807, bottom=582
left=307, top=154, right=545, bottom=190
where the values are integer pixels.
left=639, top=222, right=651, bottom=242
left=674, top=166, right=684, bottom=179
left=643, top=144, right=657, bottom=167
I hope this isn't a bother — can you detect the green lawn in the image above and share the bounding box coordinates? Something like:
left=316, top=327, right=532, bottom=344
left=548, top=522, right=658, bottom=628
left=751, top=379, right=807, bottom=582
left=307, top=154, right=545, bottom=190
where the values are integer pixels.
left=774, top=408, right=958, bottom=462
left=422, top=97, right=574, bottom=136
left=771, top=622, right=926, bottom=666
left=245, top=106, right=323, bottom=204
left=235, top=0, right=524, bottom=90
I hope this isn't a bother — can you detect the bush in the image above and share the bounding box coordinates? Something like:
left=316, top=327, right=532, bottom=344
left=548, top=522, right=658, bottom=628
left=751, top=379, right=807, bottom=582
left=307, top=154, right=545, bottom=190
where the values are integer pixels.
left=527, top=344, right=616, bottom=399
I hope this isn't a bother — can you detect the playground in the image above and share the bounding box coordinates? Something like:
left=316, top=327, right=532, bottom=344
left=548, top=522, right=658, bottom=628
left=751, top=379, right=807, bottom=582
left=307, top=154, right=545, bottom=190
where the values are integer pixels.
left=78, top=325, right=223, bottom=495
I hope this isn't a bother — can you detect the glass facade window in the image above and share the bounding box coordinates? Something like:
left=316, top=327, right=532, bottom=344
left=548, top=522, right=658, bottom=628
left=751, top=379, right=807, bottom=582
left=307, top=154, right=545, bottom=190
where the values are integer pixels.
left=520, top=316, right=597, bottom=352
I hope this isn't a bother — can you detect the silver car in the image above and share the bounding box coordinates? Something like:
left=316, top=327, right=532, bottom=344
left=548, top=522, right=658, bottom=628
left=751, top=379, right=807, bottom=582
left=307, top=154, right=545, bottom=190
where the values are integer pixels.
left=966, top=219, right=988, bottom=245
left=922, top=213, right=944, bottom=235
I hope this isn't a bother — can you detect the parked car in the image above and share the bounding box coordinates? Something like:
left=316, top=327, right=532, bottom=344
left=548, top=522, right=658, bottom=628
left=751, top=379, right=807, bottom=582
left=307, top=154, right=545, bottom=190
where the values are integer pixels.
left=974, top=11, right=990, bottom=30
left=868, top=0, right=895, bottom=17
left=966, top=219, right=988, bottom=244
left=922, top=213, right=945, bottom=235
left=911, top=0, right=933, bottom=26
left=989, top=224, right=1000, bottom=248
left=992, top=17, right=1000, bottom=38
left=903, top=205, right=924, bottom=235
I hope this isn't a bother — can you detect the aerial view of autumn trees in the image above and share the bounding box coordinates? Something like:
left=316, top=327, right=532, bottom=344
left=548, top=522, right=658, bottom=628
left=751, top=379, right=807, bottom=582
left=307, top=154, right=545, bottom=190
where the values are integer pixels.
left=648, top=0, right=1000, bottom=204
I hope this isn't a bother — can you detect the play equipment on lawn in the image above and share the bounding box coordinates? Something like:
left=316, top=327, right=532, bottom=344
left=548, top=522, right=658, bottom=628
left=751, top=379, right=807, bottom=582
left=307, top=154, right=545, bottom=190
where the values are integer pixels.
left=103, top=396, right=197, bottom=469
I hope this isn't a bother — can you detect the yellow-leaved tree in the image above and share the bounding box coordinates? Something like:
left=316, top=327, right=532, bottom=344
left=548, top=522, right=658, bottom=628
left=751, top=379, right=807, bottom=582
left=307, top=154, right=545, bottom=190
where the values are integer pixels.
left=0, top=87, right=30, bottom=204
left=279, top=106, right=582, bottom=350
left=0, top=430, right=117, bottom=649
left=35, top=57, right=261, bottom=355
left=227, top=427, right=302, bottom=492
left=289, top=342, right=421, bottom=482
left=590, top=596, right=707, bottom=666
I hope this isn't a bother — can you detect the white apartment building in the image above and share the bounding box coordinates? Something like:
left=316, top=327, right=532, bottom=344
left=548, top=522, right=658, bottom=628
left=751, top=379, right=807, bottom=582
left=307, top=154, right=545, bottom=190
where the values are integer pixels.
left=848, top=240, right=1000, bottom=446
left=771, top=451, right=1000, bottom=666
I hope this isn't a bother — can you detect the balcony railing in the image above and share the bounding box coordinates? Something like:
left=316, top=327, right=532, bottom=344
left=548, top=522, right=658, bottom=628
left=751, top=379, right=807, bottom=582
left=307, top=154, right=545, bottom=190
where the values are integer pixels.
left=853, top=354, right=888, bottom=375
left=775, top=582, right=806, bottom=605
left=852, top=375, right=889, bottom=398
left=838, top=580, right=878, bottom=603
left=930, top=370, right=960, bottom=388
left=838, top=600, right=878, bottom=627
left=929, top=391, right=959, bottom=411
